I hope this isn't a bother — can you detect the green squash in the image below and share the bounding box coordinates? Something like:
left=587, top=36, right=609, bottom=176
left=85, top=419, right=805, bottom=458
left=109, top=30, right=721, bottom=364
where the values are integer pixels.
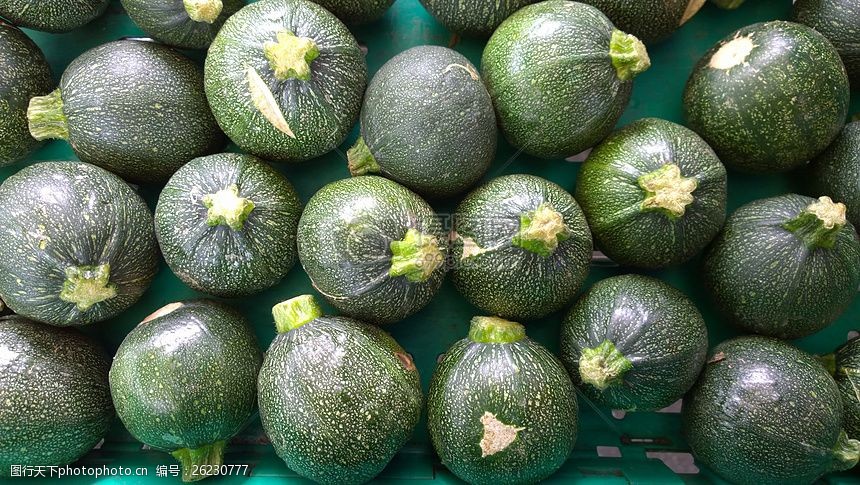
left=110, top=300, right=262, bottom=482
left=0, top=162, right=159, bottom=326
left=313, top=0, right=394, bottom=24
left=451, top=174, right=592, bottom=320
left=575, top=118, right=727, bottom=269
left=559, top=274, right=707, bottom=411
left=121, top=0, right=246, bottom=50
left=428, top=316, right=578, bottom=484
left=258, top=295, right=422, bottom=484
left=0, top=23, right=53, bottom=166
left=0, top=0, right=109, bottom=32
left=580, top=0, right=706, bottom=44
left=205, top=0, right=367, bottom=162
left=683, top=21, right=849, bottom=173
left=793, top=0, right=860, bottom=87
left=821, top=337, right=860, bottom=442
left=711, top=0, right=745, bottom=8
left=0, top=316, right=114, bottom=475
left=703, top=194, right=860, bottom=339
left=297, top=176, right=447, bottom=324
left=481, top=0, right=651, bottom=159
left=809, top=122, right=860, bottom=229
left=418, top=0, right=536, bottom=36
left=27, top=40, right=225, bottom=184
left=347, top=45, right=496, bottom=198
left=155, top=153, right=302, bottom=297
left=683, top=336, right=860, bottom=485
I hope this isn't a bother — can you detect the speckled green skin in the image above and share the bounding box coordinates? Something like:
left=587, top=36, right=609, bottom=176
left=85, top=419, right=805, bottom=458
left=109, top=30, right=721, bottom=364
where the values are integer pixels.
left=155, top=153, right=302, bottom=297
left=0, top=316, right=113, bottom=475
left=418, top=0, right=536, bottom=36
left=297, top=176, right=447, bottom=324
left=451, top=174, right=592, bottom=320
left=0, top=162, right=159, bottom=326
left=427, top=330, right=578, bottom=484
left=109, top=300, right=262, bottom=454
left=205, top=0, right=367, bottom=162
left=683, top=21, right=849, bottom=173
left=482, top=1, right=635, bottom=159
left=831, top=337, right=860, bottom=440
left=580, top=0, right=703, bottom=43
left=683, top=336, right=856, bottom=485
left=809, top=122, right=860, bottom=228
left=0, top=0, right=109, bottom=32
left=356, top=46, right=496, bottom=198
left=52, top=40, right=224, bottom=183
left=258, top=314, right=422, bottom=484
left=794, top=0, right=860, bottom=87
left=121, top=0, right=246, bottom=50
left=313, top=0, right=394, bottom=24
left=703, top=194, right=860, bottom=339
left=0, top=23, right=52, bottom=166
left=575, top=118, right=727, bottom=269
left=560, top=274, right=707, bottom=411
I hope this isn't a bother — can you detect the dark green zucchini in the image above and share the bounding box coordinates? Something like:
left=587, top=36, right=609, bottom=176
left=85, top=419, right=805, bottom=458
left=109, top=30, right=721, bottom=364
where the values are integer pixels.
left=110, top=300, right=262, bottom=482
left=258, top=295, right=422, bottom=484
left=683, top=336, right=860, bottom=484
left=155, top=153, right=302, bottom=297
left=0, top=0, right=109, bottom=32
left=809, top=122, right=860, bottom=229
left=0, top=316, right=114, bottom=475
left=121, top=0, right=246, bottom=50
left=428, top=316, right=578, bottom=484
left=418, top=0, right=536, bottom=36
left=313, top=0, right=394, bottom=24
left=559, top=274, right=707, bottom=411
left=451, top=174, right=592, bottom=320
left=0, top=23, right=53, bottom=166
left=348, top=45, right=496, bottom=198
left=822, top=337, right=860, bottom=442
left=297, top=176, right=447, bottom=324
left=482, top=0, right=650, bottom=159
left=0, top=162, right=159, bottom=326
left=793, top=0, right=860, bottom=87
left=27, top=40, right=225, bottom=184
left=683, top=21, right=850, bottom=173
left=703, top=194, right=860, bottom=339
left=580, top=0, right=706, bottom=43
left=575, top=118, right=727, bottom=269
left=205, top=0, right=367, bottom=162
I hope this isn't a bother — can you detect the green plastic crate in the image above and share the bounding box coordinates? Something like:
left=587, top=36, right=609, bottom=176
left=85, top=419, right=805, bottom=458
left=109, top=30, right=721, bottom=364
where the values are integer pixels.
left=4, top=0, right=860, bottom=482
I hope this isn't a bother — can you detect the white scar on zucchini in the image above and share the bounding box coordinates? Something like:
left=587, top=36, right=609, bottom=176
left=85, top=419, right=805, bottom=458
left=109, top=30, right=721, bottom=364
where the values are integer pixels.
left=246, top=65, right=296, bottom=138
left=479, top=412, right=525, bottom=457
left=443, top=63, right=480, bottom=81
left=709, top=35, right=756, bottom=70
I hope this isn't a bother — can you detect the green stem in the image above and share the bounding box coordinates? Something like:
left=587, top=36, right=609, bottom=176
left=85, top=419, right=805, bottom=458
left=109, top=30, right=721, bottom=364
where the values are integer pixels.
left=346, top=137, right=381, bottom=176
left=59, top=264, right=117, bottom=311
left=468, top=316, right=526, bottom=344
left=272, top=295, right=323, bottom=333
left=202, top=184, right=255, bottom=231
left=609, top=30, right=651, bottom=81
left=638, top=164, right=698, bottom=219
left=263, top=30, right=319, bottom=82
left=27, top=88, right=69, bottom=141
left=511, top=203, right=571, bottom=257
left=389, top=228, right=443, bottom=283
left=831, top=430, right=860, bottom=472
left=183, top=0, right=223, bottom=23
left=579, top=340, right=633, bottom=391
left=170, top=441, right=226, bottom=482
left=782, top=196, right=847, bottom=250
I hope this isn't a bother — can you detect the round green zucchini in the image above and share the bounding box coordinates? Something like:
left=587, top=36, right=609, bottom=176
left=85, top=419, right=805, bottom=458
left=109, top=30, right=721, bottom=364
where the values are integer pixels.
left=683, top=336, right=860, bottom=485
left=205, top=0, right=367, bottom=162
left=703, top=194, right=860, bottom=339
left=418, top=0, right=536, bottom=36
left=313, top=0, right=394, bottom=24
left=121, top=0, right=246, bottom=50
left=27, top=39, right=225, bottom=184
left=297, top=176, right=447, bottom=324
left=683, top=21, right=850, bottom=173
left=580, top=0, right=706, bottom=44
left=0, top=161, right=159, bottom=326
left=793, top=0, right=860, bottom=87
left=451, top=174, right=592, bottom=320
left=809, top=122, right=860, bottom=229
left=0, top=23, right=53, bottom=166
left=0, top=316, right=114, bottom=475
left=155, top=153, right=302, bottom=297
left=428, top=316, right=578, bottom=484
left=559, top=274, right=707, bottom=411
left=575, top=118, right=727, bottom=269
left=0, top=0, right=109, bottom=32
left=347, top=45, right=496, bottom=198
left=258, top=295, right=423, bottom=484
left=110, top=300, right=262, bottom=482
left=481, top=0, right=651, bottom=159
left=822, top=337, right=860, bottom=442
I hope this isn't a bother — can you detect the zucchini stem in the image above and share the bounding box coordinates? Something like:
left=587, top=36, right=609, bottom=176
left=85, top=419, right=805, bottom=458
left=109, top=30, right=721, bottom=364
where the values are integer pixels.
left=511, top=203, right=571, bottom=257
left=831, top=430, right=860, bottom=472
left=170, top=441, right=226, bottom=482
left=264, top=30, right=319, bottom=82
left=27, top=89, right=69, bottom=141
left=638, top=163, right=698, bottom=219
left=59, top=264, right=117, bottom=312
left=579, top=340, right=633, bottom=391
left=782, top=196, right=847, bottom=249
left=202, top=184, right=255, bottom=231
left=389, top=228, right=443, bottom=283
left=468, top=316, right=526, bottom=344
left=609, top=30, right=651, bottom=81
left=272, top=295, right=323, bottom=333
left=347, top=137, right=381, bottom=176
left=183, top=0, right=223, bottom=24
